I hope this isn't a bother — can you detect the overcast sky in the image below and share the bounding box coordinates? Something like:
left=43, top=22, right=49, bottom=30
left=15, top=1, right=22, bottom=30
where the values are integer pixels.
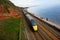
left=10, top=0, right=60, bottom=7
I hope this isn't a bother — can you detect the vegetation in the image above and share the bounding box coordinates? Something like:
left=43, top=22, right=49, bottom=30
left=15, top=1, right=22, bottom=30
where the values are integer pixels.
left=0, top=17, right=20, bottom=40
left=0, top=0, right=25, bottom=40
left=20, top=18, right=26, bottom=40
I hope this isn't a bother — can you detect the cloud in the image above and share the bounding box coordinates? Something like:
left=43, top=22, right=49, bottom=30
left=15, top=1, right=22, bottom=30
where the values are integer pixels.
left=10, top=0, right=36, bottom=7
left=10, top=0, right=60, bottom=7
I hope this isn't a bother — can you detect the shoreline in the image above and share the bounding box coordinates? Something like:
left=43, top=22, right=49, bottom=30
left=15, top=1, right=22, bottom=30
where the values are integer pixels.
left=27, top=10, right=60, bottom=29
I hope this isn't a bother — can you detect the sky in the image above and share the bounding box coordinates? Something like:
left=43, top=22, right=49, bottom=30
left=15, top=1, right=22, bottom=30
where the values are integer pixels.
left=10, top=0, right=60, bottom=7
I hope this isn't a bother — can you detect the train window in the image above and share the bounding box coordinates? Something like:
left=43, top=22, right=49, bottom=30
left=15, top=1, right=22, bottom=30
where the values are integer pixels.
left=31, top=19, right=37, bottom=26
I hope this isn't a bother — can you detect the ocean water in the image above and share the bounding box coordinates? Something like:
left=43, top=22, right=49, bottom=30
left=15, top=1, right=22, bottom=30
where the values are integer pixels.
left=28, top=5, right=60, bottom=25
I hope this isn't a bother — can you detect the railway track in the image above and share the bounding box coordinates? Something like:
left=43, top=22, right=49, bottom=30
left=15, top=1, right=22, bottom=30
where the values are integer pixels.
left=23, top=9, right=60, bottom=40
left=37, top=27, right=52, bottom=40
left=36, top=19, right=60, bottom=37
left=24, top=17, right=43, bottom=40
left=24, top=20, right=36, bottom=40
left=36, top=19, right=59, bottom=40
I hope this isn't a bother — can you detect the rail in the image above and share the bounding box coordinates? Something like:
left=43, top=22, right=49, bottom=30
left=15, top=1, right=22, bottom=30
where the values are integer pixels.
left=25, top=10, right=60, bottom=32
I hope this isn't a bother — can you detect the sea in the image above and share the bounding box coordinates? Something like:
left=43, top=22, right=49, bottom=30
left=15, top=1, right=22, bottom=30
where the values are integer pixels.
left=28, top=5, right=60, bottom=26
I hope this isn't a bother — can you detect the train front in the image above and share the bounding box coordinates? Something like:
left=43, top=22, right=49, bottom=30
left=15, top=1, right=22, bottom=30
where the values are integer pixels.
left=31, top=19, right=38, bottom=31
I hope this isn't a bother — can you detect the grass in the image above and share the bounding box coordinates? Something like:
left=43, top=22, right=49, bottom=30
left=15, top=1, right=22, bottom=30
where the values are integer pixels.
left=0, top=17, right=20, bottom=40
left=0, top=17, right=26, bottom=40
left=20, top=18, right=26, bottom=40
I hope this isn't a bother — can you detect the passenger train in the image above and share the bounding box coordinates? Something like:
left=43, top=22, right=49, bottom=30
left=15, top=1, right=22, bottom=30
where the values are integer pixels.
left=26, top=14, right=38, bottom=31
left=30, top=19, right=38, bottom=31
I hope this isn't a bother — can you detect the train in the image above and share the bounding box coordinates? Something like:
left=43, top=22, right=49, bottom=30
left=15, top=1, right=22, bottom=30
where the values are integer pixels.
left=26, top=14, right=38, bottom=31
left=30, top=19, right=38, bottom=31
